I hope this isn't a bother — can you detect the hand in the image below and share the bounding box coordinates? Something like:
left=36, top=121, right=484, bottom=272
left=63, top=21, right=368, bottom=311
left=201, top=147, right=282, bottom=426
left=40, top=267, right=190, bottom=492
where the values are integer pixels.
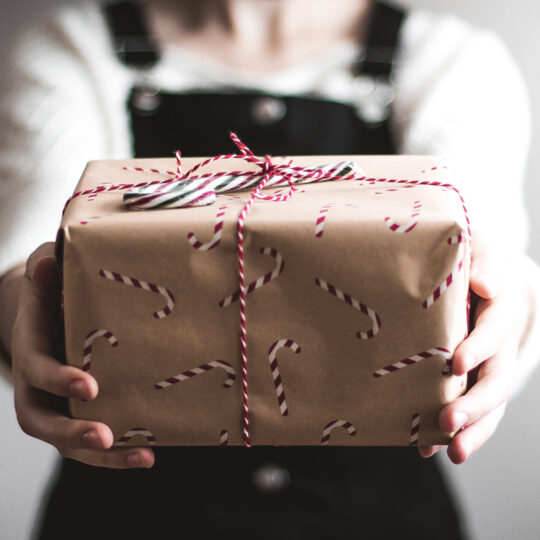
left=11, top=242, right=155, bottom=468
left=419, top=233, right=531, bottom=464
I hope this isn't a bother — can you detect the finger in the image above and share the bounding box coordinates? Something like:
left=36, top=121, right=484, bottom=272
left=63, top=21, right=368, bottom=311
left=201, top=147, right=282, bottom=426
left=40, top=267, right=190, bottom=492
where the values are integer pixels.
left=25, top=242, right=56, bottom=282
left=17, top=348, right=97, bottom=399
left=469, top=233, right=505, bottom=300
left=15, top=381, right=110, bottom=450
left=446, top=403, right=506, bottom=464
left=418, top=445, right=444, bottom=459
left=60, top=446, right=155, bottom=469
left=441, top=343, right=516, bottom=434
left=452, top=297, right=510, bottom=375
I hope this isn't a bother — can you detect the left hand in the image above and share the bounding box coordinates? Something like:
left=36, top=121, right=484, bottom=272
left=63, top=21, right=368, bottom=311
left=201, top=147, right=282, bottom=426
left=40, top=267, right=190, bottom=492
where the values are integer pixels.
left=419, top=232, right=531, bottom=464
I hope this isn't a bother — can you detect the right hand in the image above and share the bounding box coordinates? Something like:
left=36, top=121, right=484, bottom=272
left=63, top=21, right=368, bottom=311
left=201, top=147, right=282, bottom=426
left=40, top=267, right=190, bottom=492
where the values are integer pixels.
left=11, top=242, right=155, bottom=468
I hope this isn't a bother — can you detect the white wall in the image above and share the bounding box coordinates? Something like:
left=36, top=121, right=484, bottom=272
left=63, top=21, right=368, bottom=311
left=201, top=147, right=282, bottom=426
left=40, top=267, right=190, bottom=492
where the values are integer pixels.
left=1, top=1, right=539, bottom=539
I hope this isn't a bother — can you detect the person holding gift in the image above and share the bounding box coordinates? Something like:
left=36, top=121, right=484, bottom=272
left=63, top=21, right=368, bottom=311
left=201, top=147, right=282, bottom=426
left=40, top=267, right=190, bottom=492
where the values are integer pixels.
left=0, top=0, right=538, bottom=538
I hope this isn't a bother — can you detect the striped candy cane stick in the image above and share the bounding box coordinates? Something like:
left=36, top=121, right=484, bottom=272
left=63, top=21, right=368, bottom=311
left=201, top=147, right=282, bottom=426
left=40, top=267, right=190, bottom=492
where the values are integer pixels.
left=447, top=234, right=464, bottom=245
left=422, top=260, right=464, bottom=309
left=155, top=360, right=236, bottom=390
left=373, top=347, right=452, bottom=378
left=320, top=419, right=357, bottom=445
left=268, top=339, right=302, bottom=416
left=187, top=205, right=227, bottom=251
left=116, top=428, right=156, bottom=446
left=219, top=430, right=229, bottom=446
left=409, top=413, right=420, bottom=445
left=82, top=329, right=118, bottom=372
left=314, top=203, right=336, bottom=238
left=314, top=278, right=381, bottom=340
left=219, top=247, right=284, bottom=308
left=99, top=269, right=175, bottom=319
left=384, top=200, right=422, bottom=233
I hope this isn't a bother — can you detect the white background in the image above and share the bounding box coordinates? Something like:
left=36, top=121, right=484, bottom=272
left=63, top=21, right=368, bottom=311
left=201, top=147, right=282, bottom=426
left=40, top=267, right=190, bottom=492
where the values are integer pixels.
left=1, top=1, right=539, bottom=539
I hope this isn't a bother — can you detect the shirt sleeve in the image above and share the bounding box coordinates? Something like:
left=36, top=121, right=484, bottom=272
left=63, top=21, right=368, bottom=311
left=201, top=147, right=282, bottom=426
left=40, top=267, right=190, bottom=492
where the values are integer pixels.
left=0, top=3, right=132, bottom=278
left=392, top=11, right=540, bottom=394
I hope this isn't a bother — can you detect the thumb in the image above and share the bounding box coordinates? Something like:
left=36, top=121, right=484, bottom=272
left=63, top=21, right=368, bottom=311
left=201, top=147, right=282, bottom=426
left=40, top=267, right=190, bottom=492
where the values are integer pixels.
left=25, top=243, right=60, bottom=300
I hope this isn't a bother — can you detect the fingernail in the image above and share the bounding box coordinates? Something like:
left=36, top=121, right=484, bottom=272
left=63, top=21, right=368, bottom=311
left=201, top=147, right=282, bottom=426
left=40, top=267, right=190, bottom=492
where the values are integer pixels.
left=453, top=412, right=468, bottom=432
left=126, top=453, right=145, bottom=468
left=69, top=380, right=87, bottom=398
left=81, top=430, right=102, bottom=448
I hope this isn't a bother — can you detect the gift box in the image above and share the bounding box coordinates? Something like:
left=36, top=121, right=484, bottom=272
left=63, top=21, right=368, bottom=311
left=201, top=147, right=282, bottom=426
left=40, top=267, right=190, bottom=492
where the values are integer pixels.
left=57, top=152, right=470, bottom=447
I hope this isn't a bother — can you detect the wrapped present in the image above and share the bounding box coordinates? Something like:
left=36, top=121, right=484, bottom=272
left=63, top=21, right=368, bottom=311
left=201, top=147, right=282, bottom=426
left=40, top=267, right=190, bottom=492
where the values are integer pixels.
left=57, top=141, right=470, bottom=447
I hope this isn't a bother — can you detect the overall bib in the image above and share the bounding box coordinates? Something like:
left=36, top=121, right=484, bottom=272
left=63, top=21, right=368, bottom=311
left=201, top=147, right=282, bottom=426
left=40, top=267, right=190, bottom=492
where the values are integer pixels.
left=37, top=2, right=467, bottom=538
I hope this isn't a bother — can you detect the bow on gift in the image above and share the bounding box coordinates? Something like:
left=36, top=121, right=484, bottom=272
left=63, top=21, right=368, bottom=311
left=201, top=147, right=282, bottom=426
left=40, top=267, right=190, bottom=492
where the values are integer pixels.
left=122, top=132, right=363, bottom=209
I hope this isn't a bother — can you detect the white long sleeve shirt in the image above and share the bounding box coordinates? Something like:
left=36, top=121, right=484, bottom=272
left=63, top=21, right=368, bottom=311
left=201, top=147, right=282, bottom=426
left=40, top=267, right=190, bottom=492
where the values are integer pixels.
left=1, top=0, right=538, bottom=391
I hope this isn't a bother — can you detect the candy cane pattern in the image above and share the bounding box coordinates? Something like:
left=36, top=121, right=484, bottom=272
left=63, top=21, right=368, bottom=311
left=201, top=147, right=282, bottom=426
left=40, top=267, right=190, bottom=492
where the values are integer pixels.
left=187, top=205, right=227, bottom=251
left=82, top=329, right=118, bottom=372
left=320, top=419, right=357, bottom=445
left=267, top=339, right=302, bottom=416
left=409, top=413, right=420, bottom=445
left=116, top=428, right=156, bottom=446
left=314, top=203, right=336, bottom=238
left=219, top=430, right=229, bottom=446
left=384, top=200, right=422, bottom=233
left=447, top=234, right=464, bottom=245
left=155, top=360, right=236, bottom=390
left=374, top=185, right=417, bottom=195
left=219, top=247, right=284, bottom=308
left=99, top=269, right=175, bottom=319
left=422, top=260, right=464, bottom=309
left=373, top=347, right=451, bottom=378
left=314, top=278, right=380, bottom=340
left=80, top=216, right=101, bottom=225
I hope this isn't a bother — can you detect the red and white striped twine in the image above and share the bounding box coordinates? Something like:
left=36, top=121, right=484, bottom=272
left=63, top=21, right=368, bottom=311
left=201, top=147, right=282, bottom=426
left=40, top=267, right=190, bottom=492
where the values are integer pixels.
left=267, top=339, right=302, bottom=416
left=448, top=233, right=464, bottom=245
left=315, top=277, right=381, bottom=340
left=63, top=133, right=471, bottom=447
left=409, top=413, right=420, bottom=445
left=155, top=360, right=236, bottom=390
left=219, top=247, right=284, bottom=308
left=320, top=419, right=357, bottom=445
left=99, top=269, right=175, bottom=319
left=373, top=347, right=452, bottom=378
left=422, top=260, right=464, bottom=309
left=82, top=329, right=118, bottom=372
left=116, top=428, right=156, bottom=446
left=187, top=204, right=227, bottom=251
left=384, top=200, right=422, bottom=234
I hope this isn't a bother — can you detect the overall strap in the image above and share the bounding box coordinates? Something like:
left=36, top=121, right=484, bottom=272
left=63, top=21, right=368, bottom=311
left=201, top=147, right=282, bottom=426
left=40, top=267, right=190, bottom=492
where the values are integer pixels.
left=103, top=1, right=160, bottom=68
left=354, top=1, right=406, bottom=79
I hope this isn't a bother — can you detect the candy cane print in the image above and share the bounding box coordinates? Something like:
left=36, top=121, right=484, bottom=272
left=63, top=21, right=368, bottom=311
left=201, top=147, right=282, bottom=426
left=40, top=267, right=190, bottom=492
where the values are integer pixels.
left=116, top=428, right=156, bottom=446
left=82, top=329, right=118, bottom=372
left=314, top=278, right=381, bottom=340
left=314, top=203, right=336, bottom=238
left=384, top=200, right=422, bottom=233
left=422, top=260, right=464, bottom=309
left=219, top=247, right=284, bottom=308
left=447, top=234, right=464, bottom=245
left=155, top=360, right=236, bottom=390
left=219, top=430, right=229, bottom=446
left=320, top=420, right=357, bottom=445
left=187, top=205, right=227, bottom=251
left=268, top=339, right=302, bottom=416
left=409, top=413, right=420, bottom=445
left=373, top=347, right=452, bottom=378
left=374, top=185, right=417, bottom=195
left=99, top=269, right=175, bottom=319
left=80, top=216, right=101, bottom=225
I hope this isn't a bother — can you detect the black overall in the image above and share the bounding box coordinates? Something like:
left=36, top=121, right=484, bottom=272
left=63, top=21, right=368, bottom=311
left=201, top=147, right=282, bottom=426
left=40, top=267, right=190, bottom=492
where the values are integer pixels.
left=37, top=2, right=467, bottom=538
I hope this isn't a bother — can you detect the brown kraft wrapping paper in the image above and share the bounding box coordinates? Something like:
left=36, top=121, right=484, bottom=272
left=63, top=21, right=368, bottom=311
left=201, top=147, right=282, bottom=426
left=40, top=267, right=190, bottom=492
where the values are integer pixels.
left=58, top=154, right=469, bottom=447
